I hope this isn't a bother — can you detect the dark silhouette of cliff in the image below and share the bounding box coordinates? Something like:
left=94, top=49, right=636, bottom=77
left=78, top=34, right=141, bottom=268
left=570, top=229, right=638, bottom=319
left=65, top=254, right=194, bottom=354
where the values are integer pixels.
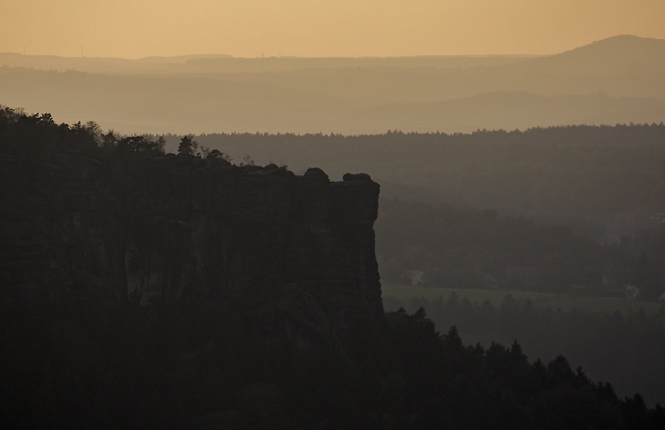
left=3, top=107, right=665, bottom=429
left=0, top=110, right=384, bottom=350
left=0, top=106, right=387, bottom=427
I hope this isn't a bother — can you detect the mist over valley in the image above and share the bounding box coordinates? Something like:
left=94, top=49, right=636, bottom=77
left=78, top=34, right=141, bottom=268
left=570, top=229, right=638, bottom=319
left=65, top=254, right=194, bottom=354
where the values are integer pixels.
left=2, top=35, right=664, bottom=135
left=3, top=31, right=665, bottom=428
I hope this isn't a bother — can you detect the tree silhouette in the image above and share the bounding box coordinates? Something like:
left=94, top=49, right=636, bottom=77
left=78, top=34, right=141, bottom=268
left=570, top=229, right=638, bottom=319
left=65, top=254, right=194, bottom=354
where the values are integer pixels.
left=177, top=135, right=198, bottom=155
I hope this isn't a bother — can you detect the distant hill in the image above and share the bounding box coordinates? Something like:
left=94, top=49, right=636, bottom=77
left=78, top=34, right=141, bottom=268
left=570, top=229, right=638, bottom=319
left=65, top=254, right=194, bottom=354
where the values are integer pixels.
left=4, top=35, right=663, bottom=76
left=513, top=35, right=665, bottom=75
left=0, top=53, right=234, bottom=74
left=0, top=51, right=532, bottom=75
left=192, top=123, right=665, bottom=220
left=357, top=91, right=665, bottom=134
left=1, top=35, right=663, bottom=134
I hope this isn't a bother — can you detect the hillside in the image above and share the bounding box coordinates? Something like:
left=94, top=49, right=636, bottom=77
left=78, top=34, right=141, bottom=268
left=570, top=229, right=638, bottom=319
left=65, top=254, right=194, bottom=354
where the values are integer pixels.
left=513, top=35, right=665, bottom=75
left=1, top=35, right=663, bottom=135
left=192, top=124, right=665, bottom=221
left=0, top=52, right=531, bottom=74
left=0, top=108, right=383, bottom=343
left=358, top=92, right=665, bottom=133
left=2, top=107, right=665, bottom=428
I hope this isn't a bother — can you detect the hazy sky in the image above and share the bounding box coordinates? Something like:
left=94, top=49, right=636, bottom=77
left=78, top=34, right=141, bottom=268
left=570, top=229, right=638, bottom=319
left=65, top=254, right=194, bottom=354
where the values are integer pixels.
left=2, top=0, right=664, bottom=58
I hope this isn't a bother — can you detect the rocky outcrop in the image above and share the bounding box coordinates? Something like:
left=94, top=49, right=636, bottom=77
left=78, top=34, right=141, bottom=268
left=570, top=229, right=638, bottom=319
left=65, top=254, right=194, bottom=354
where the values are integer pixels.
left=0, top=152, right=383, bottom=347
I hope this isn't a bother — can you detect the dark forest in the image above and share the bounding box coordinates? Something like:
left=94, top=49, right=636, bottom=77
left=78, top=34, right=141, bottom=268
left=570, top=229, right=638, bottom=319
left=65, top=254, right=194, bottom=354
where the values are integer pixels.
left=2, top=106, right=665, bottom=428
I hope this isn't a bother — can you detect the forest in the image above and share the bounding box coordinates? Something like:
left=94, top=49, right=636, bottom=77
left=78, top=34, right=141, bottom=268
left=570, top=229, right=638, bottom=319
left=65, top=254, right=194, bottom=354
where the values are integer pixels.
left=162, top=124, right=665, bottom=300
left=187, top=123, right=665, bottom=220
left=6, top=291, right=665, bottom=429
left=2, top=106, right=665, bottom=428
left=383, top=291, right=665, bottom=407
left=375, top=196, right=665, bottom=299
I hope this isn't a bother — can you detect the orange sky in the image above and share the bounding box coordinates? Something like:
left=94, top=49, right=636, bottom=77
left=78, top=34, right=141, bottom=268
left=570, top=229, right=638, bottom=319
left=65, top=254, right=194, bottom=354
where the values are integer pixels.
left=2, top=0, right=665, bottom=58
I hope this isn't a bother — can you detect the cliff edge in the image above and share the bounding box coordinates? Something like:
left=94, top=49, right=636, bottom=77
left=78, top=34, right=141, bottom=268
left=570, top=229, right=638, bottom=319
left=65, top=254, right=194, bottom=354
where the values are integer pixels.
left=1, top=147, right=383, bottom=350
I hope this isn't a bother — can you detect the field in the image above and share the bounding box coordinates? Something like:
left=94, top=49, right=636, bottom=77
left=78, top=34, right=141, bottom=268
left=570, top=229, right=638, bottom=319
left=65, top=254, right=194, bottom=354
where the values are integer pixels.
left=382, top=283, right=665, bottom=316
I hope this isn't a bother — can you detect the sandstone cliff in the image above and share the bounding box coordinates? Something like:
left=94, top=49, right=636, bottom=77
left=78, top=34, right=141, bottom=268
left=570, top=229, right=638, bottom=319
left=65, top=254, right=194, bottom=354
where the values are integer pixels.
left=1, top=150, right=383, bottom=349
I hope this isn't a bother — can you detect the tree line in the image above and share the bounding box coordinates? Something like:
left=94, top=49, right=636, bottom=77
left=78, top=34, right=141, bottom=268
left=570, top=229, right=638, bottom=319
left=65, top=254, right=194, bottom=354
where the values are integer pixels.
left=3, top=106, right=665, bottom=428
left=383, top=292, right=665, bottom=408
left=187, top=123, right=665, bottom=217
left=4, top=286, right=665, bottom=429
left=376, top=197, right=665, bottom=299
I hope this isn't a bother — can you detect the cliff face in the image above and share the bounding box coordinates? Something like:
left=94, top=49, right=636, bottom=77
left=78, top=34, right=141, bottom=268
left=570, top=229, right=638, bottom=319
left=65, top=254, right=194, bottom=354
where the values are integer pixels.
left=1, top=152, right=383, bottom=347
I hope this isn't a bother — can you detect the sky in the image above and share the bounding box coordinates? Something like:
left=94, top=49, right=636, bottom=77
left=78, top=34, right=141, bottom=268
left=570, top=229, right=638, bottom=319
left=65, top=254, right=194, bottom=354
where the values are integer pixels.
left=2, top=0, right=665, bottom=58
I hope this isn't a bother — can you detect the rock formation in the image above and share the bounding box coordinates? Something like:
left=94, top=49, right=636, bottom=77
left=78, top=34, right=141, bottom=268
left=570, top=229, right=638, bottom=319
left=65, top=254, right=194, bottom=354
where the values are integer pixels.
left=0, top=151, right=383, bottom=349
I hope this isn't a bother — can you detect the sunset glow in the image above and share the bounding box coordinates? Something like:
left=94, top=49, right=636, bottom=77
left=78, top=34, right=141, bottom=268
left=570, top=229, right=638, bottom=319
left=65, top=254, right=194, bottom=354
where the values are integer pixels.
left=2, top=0, right=665, bottom=58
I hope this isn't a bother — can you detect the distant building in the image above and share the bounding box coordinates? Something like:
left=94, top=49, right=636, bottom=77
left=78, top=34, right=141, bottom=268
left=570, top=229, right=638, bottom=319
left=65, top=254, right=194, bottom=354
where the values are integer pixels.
left=483, top=273, right=498, bottom=289
left=624, top=284, right=641, bottom=300
left=403, top=270, right=425, bottom=286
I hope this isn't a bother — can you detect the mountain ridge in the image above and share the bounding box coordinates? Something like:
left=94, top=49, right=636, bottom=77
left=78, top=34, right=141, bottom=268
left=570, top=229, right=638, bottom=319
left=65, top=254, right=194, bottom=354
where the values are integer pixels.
left=512, top=34, right=665, bottom=74
left=1, top=34, right=663, bottom=135
left=5, top=34, right=664, bottom=75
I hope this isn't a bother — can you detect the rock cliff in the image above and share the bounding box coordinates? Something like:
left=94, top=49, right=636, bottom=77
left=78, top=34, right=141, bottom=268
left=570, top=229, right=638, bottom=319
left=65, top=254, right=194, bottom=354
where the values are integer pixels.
left=1, top=151, right=383, bottom=349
